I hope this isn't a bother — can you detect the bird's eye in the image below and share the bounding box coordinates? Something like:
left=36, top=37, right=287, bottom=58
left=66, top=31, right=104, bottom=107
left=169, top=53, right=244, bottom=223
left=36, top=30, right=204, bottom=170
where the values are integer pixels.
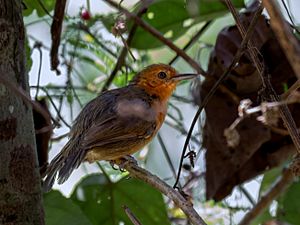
left=157, top=71, right=167, bottom=79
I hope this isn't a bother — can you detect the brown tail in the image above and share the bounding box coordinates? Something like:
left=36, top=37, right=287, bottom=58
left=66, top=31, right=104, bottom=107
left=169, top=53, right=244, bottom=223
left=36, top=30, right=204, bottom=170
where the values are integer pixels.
left=42, top=139, right=86, bottom=192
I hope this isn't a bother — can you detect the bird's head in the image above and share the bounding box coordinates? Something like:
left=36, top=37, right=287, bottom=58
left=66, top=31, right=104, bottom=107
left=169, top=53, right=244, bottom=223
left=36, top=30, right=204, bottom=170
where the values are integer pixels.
left=131, top=64, right=196, bottom=101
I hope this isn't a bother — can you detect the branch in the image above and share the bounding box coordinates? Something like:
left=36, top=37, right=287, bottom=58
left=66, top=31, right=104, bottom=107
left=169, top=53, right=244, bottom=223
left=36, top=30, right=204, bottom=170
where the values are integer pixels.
left=262, top=0, right=300, bottom=80
left=173, top=4, right=263, bottom=189
left=102, top=0, right=205, bottom=75
left=121, top=159, right=207, bottom=225
left=50, top=0, right=67, bottom=75
left=101, top=0, right=153, bottom=91
left=238, top=169, right=294, bottom=225
left=168, top=21, right=212, bottom=65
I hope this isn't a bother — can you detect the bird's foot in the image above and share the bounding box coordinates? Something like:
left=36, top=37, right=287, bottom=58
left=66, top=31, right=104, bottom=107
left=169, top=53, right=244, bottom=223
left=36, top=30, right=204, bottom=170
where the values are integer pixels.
left=109, top=155, right=138, bottom=172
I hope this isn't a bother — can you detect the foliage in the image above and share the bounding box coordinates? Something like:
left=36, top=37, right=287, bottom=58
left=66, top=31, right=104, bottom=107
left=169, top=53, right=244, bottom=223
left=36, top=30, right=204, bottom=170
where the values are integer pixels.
left=44, top=174, right=170, bottom=225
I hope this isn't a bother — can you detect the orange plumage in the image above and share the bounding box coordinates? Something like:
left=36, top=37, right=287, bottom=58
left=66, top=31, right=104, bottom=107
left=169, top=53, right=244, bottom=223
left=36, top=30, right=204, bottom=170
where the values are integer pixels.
left=43, top=64, right=195, bottom=191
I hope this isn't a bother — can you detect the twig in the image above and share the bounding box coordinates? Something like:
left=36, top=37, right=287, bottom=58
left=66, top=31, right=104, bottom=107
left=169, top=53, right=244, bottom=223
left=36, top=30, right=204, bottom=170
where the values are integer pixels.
left=281, top=80, right=300, bottom=100
left=76, top=23, right=118, bottom=58
left=173, top=5, right=263, bottom=189
left=123, top=205, right=143, bottom=225
left=101, top=0, right=153, bottom=91
left=262, top=0, right=300, bottom=80
left=121, top=159, right=207, bottom=225
left=39, top=87, right=71, bottom=128
left=168, top=21, right=212, bottom=65
left=238, top=169, right=294, bottom=225
left=102, top=0, right=205, bottom=75
left=50, top=0, right=67, bottom=74
left=238, top=185, right=256, bottom=207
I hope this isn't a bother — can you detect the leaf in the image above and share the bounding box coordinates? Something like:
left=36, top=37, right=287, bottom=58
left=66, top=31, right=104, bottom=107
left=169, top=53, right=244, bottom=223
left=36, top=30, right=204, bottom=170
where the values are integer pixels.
left=129, top=0, right=245, bottom=49
left=277, top=180, right=300, bottom=224
left=70, top=174, right=171, bottom=225
left=44, top=190, right=93, bottom=225
left=259, top=167, right=282, bottom=198
left=23, top=0, right=55, bottom=17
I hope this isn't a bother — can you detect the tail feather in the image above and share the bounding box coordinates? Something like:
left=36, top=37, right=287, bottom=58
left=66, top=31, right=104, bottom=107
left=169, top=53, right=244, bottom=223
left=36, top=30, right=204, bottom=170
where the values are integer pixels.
left=43, top=139, right=86, bottom=192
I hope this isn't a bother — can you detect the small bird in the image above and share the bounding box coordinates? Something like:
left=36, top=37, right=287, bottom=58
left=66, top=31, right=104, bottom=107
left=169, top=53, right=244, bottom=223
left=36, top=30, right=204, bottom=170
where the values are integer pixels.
left=43, top=64, right=196, bottom=191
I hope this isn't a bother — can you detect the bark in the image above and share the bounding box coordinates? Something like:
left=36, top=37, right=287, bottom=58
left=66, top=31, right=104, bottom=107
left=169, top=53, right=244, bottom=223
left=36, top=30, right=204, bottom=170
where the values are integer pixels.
left=0, top=0, right=44, bottom=224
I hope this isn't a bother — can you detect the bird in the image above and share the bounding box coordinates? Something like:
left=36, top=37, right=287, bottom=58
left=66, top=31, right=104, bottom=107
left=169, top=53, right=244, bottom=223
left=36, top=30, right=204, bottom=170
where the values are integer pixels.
left=43, top=64, right=196, bottom=192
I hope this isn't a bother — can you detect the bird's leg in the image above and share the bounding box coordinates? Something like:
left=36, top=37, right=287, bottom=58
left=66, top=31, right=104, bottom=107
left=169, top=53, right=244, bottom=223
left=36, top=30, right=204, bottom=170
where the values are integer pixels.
left=109, top=155, right=138, bottom=172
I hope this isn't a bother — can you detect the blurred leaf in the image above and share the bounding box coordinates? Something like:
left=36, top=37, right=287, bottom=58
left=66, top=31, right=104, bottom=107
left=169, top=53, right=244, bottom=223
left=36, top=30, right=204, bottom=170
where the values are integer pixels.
left=113, top=71, right=135, bottom=87
left=259, top=167, right=282, bottom=198
left=70, top=174, right=171, bottom=225
left=277, top=180, right=300, bottom=224
left=129, top=0, right=245, bottom=49
left=250, top=209, right=273, bottom=225
left=23, top=0, right=55, bottom=17
left=44, top=190, right=93, bottom=225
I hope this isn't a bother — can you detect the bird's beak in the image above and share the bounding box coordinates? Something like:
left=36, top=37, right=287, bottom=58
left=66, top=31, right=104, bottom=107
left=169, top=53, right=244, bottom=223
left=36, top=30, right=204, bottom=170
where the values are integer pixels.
left=171, top=73, right=198, bottom=81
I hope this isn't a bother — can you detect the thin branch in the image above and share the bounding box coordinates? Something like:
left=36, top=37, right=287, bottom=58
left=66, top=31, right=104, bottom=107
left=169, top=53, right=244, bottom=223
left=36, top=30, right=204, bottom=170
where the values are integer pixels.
left=173, top=5, right=263, bottom=189
left=120, top=158, right=207, bottom=225
left=238, top=185, right=256, bottom=207
left=101, top=0, right=153, bottom=91
left=50, top=0, right=67, bottom=74
left=76, top=23, right=118, bottom=58
left=238, top=169, right=294, bottom=225
left=123, top=205, right=143, bottom=225
left=263, top=0, right=300, bottom=80
left=102, top=0, right=205, bottom=75
left=169, top=21, right=212, bottom=65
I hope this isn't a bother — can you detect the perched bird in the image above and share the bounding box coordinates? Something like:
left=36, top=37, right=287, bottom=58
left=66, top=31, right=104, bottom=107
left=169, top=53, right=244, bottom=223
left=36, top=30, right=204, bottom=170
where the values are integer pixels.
left=43, top=64, right=196, bottom=191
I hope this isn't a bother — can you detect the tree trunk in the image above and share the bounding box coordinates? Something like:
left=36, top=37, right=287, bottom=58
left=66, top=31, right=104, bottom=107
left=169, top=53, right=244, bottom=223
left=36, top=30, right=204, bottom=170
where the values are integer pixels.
left=0, top=1, right=45, bottom=224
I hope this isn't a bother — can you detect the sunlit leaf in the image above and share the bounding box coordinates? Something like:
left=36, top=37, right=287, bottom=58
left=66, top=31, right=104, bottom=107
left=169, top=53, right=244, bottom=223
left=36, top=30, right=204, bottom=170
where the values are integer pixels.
left=23, top=0, right=55, bottom=17
left=131, top=0, right=245, bottom=49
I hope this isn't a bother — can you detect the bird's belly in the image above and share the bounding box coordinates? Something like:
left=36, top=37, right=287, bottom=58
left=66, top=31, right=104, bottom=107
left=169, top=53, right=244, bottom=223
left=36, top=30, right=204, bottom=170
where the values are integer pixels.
left=85, top=138, right=152, bottom=162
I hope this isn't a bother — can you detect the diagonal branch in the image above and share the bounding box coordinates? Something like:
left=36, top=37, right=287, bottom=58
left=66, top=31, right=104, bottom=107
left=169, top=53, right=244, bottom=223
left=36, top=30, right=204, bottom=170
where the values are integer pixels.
left=262, top=0, right=300, bottom=80
left=102, top=0, right=205, bottom=75
left=121, top=158, right=207, bottom=225
left=238, top=169, right=294, bottom=225
left=101, top=0, right=153, bottom=91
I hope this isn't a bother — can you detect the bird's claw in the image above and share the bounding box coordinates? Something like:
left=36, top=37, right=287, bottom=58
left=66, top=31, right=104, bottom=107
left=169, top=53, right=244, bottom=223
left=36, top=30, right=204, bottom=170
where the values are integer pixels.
left=109, top=155, right=138, bottom=172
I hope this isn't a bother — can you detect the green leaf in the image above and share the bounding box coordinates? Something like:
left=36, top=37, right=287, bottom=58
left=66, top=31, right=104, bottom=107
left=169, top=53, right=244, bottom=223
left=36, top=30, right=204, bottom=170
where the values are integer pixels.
left=113, top=71, right=135, bottom=87
left=129, top=0, right=245, bottom=49
left=71, top=174, right=171, bottom=225
left=277, top=180, right=300, bottom=225
left=23, top=0, right=55, bottom=17
left=259, top=167, right=282, bottom=198
left=250, top=209, right=273, bottom=225
left=44, top=190, right=93, bottom=225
